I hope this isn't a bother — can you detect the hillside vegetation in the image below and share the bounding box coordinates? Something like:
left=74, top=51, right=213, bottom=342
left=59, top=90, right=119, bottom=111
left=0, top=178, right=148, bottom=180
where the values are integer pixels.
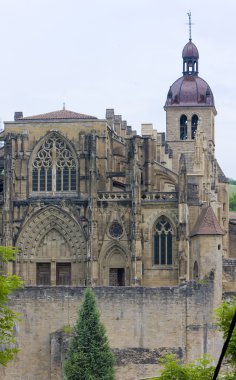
left=229, top=180, right=236, bottom=211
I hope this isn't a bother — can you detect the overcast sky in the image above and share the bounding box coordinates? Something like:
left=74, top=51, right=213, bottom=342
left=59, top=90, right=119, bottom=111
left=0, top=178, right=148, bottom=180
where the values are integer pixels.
left=0, top=0, right=235, bottom=178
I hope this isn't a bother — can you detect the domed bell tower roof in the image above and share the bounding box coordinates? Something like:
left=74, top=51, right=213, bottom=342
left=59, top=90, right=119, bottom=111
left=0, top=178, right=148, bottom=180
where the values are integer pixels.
left=165, top=13, right=215, bottom=108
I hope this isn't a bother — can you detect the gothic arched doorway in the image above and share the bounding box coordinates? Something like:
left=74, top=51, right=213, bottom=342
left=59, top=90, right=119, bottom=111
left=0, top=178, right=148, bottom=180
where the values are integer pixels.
left=109, top=250, right=126, bottom=286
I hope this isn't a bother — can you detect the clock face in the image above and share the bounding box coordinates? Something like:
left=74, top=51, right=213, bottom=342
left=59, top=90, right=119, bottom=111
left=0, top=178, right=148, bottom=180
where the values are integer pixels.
left=109, top=222, right=123, bottom=239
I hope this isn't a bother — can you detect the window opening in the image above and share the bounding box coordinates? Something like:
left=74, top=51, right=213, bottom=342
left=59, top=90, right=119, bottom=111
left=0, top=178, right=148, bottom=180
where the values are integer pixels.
left=191, top=114, right=198, bottom=139
left=193, top=261, right=199, bottom=280
left=37, top=263, right=51, bottom=285
left=154, top=216, right=173, bottom=265
left=56, top=263, right=71, bottom=285
left=180, top=115, right=188, bottom=140
left=32, top=135, right=77, bottom=192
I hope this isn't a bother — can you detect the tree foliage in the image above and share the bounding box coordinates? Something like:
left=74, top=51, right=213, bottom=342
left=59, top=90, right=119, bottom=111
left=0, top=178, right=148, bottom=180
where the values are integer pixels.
left=215, top=297, right=236, bottom=368
left=229, top=179, right=236, bottom=186
left=0, top=246, right=23, bottom=366
left=151, top=354, right=215, bottom=380
left=229, top=193, right=236, bottom=211
left=63, top=288, right=115, bottom=380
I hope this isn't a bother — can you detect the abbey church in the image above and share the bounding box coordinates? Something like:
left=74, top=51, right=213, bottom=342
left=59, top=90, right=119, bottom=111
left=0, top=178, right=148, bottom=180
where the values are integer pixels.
left=1, top=36, right=236, bottom=380
left=0, top=37, right=232, bottom=288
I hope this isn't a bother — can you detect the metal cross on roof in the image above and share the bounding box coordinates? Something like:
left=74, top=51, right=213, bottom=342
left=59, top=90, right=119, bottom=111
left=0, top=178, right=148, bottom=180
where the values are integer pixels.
left=187, top=11, right=193, bottom=41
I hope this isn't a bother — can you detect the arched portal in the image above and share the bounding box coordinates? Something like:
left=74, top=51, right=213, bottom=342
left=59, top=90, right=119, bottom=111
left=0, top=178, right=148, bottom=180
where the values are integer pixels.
left=100, top=244, right=130, bottom=286
left=16, top=206, right=87, bottom=285
left=109, top=249, right=126, bottom=286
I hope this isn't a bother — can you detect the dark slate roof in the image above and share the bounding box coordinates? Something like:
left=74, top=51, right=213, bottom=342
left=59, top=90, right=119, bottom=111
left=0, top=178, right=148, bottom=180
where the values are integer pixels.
left=215, top=160, right=229, bottom=183
left=190, top=206, right=224, bottom=237
left=18, top=109, right=97, bottom=121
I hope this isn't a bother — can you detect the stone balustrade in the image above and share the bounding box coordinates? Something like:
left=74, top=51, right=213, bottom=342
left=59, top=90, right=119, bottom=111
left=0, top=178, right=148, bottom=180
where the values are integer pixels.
left=97, top=191, right=178, bottom=202
left=141, top=191, right=178, bottom=202
left=97, top=192, right=131, bottom=201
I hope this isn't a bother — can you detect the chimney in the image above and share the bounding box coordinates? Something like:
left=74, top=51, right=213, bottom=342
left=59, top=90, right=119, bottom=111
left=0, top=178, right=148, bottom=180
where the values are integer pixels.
left=105, top=109, right=114, bottom=119
left=14, top=112, right=23, bottom=121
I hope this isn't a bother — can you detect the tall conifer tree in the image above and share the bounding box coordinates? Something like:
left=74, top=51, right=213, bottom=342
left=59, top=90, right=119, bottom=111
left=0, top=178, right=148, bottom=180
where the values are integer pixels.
left=64, top=288, right=115, bottom=380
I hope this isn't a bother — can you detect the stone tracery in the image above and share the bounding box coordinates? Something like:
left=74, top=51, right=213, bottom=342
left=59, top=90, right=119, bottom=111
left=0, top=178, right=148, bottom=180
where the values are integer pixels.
left=32, top=133, right=77, bottom=192
left=16, top=206, right=87, bottom=284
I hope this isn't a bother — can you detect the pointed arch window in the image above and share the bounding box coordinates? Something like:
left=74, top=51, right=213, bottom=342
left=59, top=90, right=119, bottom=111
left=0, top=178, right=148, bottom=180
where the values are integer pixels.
left=180, top=115, right=188, bottom=140
left=191, top=114, right=198, bottom=139
left=153, top=216, right=173, bottom=265
left=193, top=261, right=199, bottom=280
left=32, top=134, right=77, bottom=192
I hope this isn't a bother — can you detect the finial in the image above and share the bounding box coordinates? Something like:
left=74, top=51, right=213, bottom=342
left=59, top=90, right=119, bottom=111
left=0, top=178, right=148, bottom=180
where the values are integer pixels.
left=187, top=11, right=192, bottom=41
left=63, top=102, right=66, bottom=111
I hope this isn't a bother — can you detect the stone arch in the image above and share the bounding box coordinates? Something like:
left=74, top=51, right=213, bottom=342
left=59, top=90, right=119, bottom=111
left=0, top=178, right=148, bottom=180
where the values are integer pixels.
left=153, top=215, right=174, bottom=265
left=16, top=206, right=87, bottom=285
left=99, top=242, right=130, bottom=286
left=28, top=131, right=79, bottom=194
left=29, top=131, right=78, bottom=168
left=144, top=210, right=178, bottom=268
left=146, top=209, right=178, bottom=237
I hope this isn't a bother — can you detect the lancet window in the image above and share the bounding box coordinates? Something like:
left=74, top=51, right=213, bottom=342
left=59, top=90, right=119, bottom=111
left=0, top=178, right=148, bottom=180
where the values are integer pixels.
left=180, top=115, right=188, bottom=140
left=32, top=135, right=77, bottom=192
left=191, top=114, right=198, bottom=139
left=153, top=216, right=173, bottom=265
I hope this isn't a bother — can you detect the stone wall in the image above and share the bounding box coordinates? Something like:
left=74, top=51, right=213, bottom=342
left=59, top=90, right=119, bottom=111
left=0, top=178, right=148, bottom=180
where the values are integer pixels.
left=223, top=259, right=236, bottom=291
left=0, top=284, right=222, bottom=380
left=229, top=222, right=236, bottom=258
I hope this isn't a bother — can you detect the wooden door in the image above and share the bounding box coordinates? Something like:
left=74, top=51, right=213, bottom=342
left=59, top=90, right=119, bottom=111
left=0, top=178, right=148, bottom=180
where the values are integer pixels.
left=56, top=263, right=71, bottom=285
left=37, top=263, right=51, bottom=285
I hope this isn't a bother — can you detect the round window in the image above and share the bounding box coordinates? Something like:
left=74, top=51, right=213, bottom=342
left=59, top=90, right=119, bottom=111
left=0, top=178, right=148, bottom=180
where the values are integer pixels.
left=109, top=222, right=123, bottom=239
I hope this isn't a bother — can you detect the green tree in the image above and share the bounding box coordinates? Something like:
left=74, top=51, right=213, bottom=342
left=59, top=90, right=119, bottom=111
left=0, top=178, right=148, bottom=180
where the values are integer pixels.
left=229, top=193, right=236, bottom=211
left=215, top=297, right=236, bottom=368
left=151, top=354, right=215, bottom=380
left=63, top=288, right=115, bottom=380
left=151, top=354, right=189, bottom=380
left=0, top=246, right=23, bottom=366
left=229, top=179, right=236, bottom=186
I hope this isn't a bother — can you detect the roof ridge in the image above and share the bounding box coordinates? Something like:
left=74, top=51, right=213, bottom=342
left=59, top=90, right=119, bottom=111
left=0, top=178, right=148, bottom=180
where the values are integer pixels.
left=18, top=109, right=97, bottom=121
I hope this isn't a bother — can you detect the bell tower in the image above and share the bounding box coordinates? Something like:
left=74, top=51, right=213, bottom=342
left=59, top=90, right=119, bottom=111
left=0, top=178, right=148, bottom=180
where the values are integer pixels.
left=164, top=14, right=217, bottom=173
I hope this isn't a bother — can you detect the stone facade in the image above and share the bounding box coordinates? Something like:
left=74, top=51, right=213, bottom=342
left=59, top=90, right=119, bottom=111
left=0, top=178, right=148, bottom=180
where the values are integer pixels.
left=0, top=37, right=234, bottom=379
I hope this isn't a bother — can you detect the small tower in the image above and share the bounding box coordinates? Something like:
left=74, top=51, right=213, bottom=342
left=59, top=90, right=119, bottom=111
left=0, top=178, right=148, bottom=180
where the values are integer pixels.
left=182, top=12, right=199, bottom=76
left=182, top=40, right=199, bottom=76
left=190, top=206, right=224, bottom=305
left=164, top=15, right=216, bottom=173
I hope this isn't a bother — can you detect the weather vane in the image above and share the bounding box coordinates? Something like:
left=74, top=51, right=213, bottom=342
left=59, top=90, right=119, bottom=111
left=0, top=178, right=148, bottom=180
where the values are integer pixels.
left=187, top=11, right=193, bottom=41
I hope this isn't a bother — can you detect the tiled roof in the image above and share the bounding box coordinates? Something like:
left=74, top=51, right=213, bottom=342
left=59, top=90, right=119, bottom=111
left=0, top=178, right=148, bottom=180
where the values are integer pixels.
left=19, top=109, right=97, bottom=121
left=165, top=76, right=215, bottom=107
left=190, top=206, right=224, bottom=237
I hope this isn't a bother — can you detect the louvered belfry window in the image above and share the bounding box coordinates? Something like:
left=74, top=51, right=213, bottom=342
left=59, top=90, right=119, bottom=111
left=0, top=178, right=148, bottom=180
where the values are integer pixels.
left=32, top=135, right=77, bottom=192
